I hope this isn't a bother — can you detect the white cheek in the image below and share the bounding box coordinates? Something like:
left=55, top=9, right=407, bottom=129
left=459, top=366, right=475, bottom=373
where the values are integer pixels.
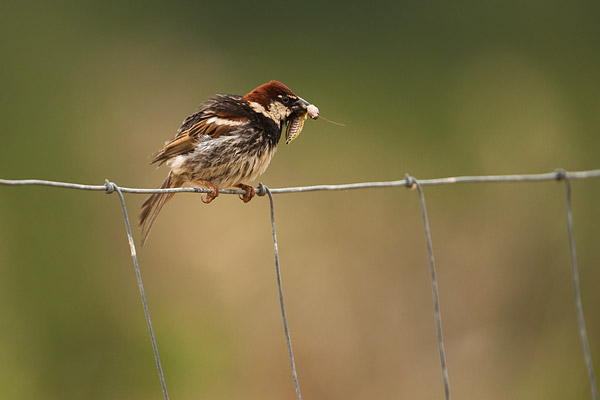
left=268, top=102, right=291, bottom=121
left=249, top=100, right=293, bottom=125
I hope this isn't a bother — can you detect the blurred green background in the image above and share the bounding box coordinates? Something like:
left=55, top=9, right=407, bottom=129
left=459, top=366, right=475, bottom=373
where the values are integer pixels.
left=1, top=0, right=599, bottom=399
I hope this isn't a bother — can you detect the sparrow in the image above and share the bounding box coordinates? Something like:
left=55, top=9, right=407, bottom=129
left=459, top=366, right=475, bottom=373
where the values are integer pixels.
left=139, top=80, right=319, bottom=245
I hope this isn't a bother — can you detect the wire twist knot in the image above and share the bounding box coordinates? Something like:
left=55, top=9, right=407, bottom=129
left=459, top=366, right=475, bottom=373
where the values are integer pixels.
left=555, top=168, right=568, bottom=181
left=404, top=173, right=417, bottom=190
left=256, top=182, right=268, bottom=197
left=104, top=179, right=117, bottom=194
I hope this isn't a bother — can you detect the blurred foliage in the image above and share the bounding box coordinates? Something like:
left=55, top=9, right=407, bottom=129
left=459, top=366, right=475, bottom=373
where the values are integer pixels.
left=0, top=0, right=599, bottom=399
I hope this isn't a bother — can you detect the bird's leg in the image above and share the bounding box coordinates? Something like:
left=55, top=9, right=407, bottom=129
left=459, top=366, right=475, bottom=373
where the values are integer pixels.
left=236, top=184, right=255, bottom=203
left=191, top=180, right=220, bottom=203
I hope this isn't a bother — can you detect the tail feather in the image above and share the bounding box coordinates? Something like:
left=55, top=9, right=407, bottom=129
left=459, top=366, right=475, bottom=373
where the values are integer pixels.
left=139, top=172, right=184, bottom=245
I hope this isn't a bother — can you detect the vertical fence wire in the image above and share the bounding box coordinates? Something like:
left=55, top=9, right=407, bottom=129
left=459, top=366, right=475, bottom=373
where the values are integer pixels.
left=105, top=180, right=170, bottom=400
left=409, top=176, right=452, bottom=400
left=560, top=172, right=598, bottom=400
left=260, top=183, right=303, bottom=400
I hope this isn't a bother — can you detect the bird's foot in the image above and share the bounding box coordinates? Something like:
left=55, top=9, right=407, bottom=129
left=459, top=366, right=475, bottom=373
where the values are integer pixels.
left=236, top=184, right=255, bottom=203
left=192, top=180, right=219, bottom=204
left=202, top=189, right=218, bottom=204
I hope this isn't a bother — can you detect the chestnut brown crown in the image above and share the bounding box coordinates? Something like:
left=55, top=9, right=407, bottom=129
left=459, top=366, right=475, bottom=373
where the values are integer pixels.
left=244, top=81, right=298, bottom=107
left=242, top=80, right=311, bottom=127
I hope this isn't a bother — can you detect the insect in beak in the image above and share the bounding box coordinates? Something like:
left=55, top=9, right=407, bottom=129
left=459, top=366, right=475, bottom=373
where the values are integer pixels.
left=286, top=103, right=319, bottom=144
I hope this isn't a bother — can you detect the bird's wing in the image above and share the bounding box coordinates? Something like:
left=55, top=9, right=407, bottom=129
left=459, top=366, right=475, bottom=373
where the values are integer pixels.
left=151, top=95, right=252, bottom=165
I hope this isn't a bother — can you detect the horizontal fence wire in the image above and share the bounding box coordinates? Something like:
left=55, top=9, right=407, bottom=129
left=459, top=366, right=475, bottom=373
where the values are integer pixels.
left=1, top=167, right=599, bottom=400
left=1, top=168, right=600, bottom=196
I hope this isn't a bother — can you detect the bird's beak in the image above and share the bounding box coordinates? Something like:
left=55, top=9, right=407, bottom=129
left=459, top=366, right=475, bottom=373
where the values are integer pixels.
left=291, top=97, right=319, bottom=120
left=292, top=97, right=310, bottom=110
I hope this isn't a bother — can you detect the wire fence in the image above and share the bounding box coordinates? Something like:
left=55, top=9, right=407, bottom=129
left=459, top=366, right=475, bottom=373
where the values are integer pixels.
left=1, top=168, right=599, bottom=400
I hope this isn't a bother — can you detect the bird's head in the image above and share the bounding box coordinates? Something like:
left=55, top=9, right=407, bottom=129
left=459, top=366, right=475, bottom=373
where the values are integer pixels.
left=244, top=81, right=319, bottom=143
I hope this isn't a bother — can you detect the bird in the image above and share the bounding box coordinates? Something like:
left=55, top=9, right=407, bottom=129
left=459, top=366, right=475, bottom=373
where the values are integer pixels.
left=139, top=80, right=319, bottom=245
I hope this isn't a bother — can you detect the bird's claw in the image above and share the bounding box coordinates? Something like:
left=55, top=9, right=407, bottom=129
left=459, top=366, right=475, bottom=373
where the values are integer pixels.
left=201, top=187, right=218, bottom=204
left=236, top=184, right=255, bottom=203
left=196, top=181, right=219, bottom=204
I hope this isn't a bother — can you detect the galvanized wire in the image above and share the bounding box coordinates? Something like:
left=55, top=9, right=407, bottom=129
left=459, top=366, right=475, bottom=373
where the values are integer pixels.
left=104, top=180, right=170, bottom=400
left=558, top=171, right=598, bottom=400
left=408, top=175, right=451, bottom=400
left=2, top=168, right=600, bottom=196
left=2, top=167, right=600, bottom=399
left=259, top=183, right=303, bottom=400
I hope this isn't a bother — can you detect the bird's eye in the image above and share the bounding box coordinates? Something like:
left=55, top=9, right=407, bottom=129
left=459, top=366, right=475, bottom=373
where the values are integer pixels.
left=281, top=95, right=290, bottom=105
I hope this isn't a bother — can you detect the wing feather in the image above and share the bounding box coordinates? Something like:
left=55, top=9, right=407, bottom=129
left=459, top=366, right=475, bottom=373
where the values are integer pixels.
left=151, top=95, right=252, bottom=165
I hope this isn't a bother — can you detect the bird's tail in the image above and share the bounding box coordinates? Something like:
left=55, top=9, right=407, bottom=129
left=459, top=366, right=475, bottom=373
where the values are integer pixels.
left=139, top=171, right=184, bottom=246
